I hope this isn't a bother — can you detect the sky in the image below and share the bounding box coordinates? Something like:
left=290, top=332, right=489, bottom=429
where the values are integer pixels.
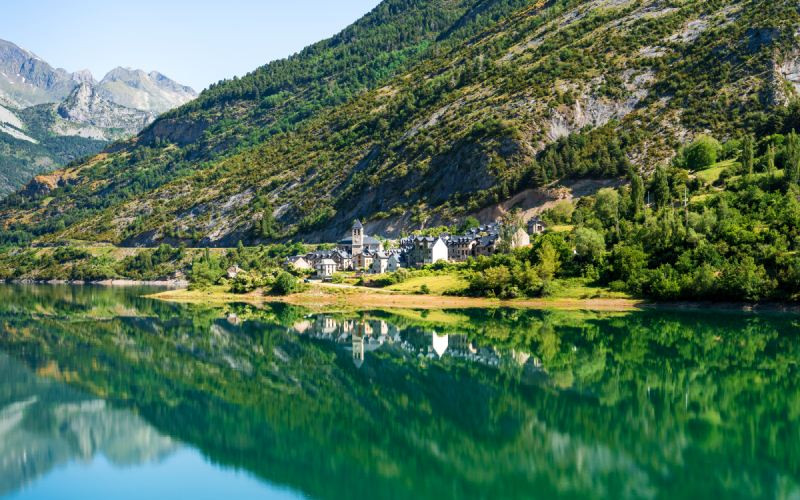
left=1, top=0, right=382, bottom=92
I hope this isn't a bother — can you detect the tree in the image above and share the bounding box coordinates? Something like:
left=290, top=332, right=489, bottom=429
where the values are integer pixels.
left=572, top=227, right=605, bottom=264
left=766, top=144, right=776, bottom=178
left=652, top=167, right=671, bottom=208
left=260, top=205, right=279, bottom=239
left=629, top=168, right=645, bottom=218
left=536, top=242, right=560, bottom=280
left=741, top=134, right=754, bottom=176
left=685, top=135, right=721, bottom=169
left=594, top=188, right=620, bottom=228
left=786, top=131, right=800, bottom=186
left=498, top=210, right=525, bottom=253
left=271, top=271, right=298, bottom=296
left=549, top=200, right=574, bottom=224
left=458, top=216, right=480, bottom=233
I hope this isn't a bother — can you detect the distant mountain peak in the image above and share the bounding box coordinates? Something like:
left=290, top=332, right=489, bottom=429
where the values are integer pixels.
left=98, top=66, right=196, bottom=114
left=71, top=69, right=96, bottom=86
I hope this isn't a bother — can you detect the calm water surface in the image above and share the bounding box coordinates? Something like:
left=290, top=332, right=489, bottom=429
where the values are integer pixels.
left=0, top=284, right=797, bottom=499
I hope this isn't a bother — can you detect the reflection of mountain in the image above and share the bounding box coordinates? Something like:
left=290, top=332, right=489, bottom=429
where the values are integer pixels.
left=0, top=353, right=178, bottom=496
left=0, top=285, right=797, bottom=499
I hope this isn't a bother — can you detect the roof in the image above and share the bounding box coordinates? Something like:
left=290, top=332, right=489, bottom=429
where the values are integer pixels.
left=318, top=259, right=336, bottom=265
left=352, top=219, right=363, bottom=229
left=528, top=216, right=546, bottom=225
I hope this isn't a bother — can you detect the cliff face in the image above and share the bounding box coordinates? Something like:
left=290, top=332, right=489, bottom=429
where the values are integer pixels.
left=57, top=83, right=154, bottom=138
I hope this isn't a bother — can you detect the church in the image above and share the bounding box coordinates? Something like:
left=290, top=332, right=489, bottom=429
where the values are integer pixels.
left=337, top=220, right=383, bottom=255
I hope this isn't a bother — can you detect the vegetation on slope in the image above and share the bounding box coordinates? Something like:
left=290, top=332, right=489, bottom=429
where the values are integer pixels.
left=4, top=0, right=800, bottom=248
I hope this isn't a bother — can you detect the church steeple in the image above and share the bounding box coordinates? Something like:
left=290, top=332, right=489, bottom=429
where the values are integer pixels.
left=351, top=219, right=364, bottom=256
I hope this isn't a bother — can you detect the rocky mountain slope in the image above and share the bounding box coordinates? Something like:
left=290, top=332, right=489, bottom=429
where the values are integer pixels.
left=0, top=38, right=196, bottom=194
left=0, top=39, right=76, bottom=108
left=2, top=0, right=800, bottom=246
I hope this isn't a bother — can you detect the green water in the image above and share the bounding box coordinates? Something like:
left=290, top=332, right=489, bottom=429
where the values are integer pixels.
left=0, top=284, right=797, bottom=499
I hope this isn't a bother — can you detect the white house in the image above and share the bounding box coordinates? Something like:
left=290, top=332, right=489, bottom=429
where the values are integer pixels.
left=287, top=256, right=312, bottom=270
left=387, top=254, right=402, bottom=272
left=315, top=258, right=337, bottom=278
left=511, top=227, right=531, bottom=248
left=370, top=252, right=390, bottom=274
left=407, top=236, right=449, bottom=267
left=227, top=265, right=243, bottom=279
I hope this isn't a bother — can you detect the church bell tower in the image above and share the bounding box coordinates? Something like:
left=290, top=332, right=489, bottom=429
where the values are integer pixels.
left=352, top=219, right=364, bottom=256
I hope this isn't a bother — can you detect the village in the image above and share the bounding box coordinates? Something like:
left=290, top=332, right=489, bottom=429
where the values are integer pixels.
left=285, top=216, right=548, bottom=279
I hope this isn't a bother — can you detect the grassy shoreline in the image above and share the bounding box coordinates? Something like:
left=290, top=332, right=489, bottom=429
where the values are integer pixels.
left=147, top=283, right=645, bottom=311
left=147, top=283, right=800, bottom=313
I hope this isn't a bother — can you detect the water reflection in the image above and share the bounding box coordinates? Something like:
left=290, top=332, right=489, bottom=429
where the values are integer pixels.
left=0, top=285, right=797, bottom=499
left=0, top=353, right=176, bottom=497
left=295, top=315, right=528, bottom=370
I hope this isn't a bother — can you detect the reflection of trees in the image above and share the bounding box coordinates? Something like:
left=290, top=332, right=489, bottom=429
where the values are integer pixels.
left=0, top=285, right=797, bottom=499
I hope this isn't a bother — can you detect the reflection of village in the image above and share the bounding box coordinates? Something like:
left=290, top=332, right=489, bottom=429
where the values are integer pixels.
left=291, top=315, right=542, bottom=371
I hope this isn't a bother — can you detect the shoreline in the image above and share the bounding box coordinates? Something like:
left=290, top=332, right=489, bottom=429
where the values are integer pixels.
left=3, top=281, right=796, bottom=313
left=147, top=287, right=645, bottom=311
left=7, top=278, right=188, bottom=288
left=144, top=285, right=800, bottom=313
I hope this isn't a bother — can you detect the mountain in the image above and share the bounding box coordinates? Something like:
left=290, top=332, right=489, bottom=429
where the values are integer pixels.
left=0, top=39, right=76, bottom=108
left=0, top=38, right=196, bottom=195
left=98, top=67, right=196, bottom=114
left=2, top=0, right=800, bottom=246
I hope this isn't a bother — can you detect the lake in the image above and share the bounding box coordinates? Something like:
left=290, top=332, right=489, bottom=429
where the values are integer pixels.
left=0, top=284, right=797, bottom=499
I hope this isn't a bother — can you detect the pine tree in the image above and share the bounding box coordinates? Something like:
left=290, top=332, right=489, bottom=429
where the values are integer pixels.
left=766, top=144, right=776, bottom=178
left=629, top=168, right=645, bottom=217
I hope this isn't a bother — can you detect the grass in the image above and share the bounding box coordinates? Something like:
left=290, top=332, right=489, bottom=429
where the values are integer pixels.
left=549, top=224, right=574, bottom=233
left=386, top=273, right=469, bottom=294
left=690, top=193, right=713, bottom=203
left=695, top=162, right=732, bottom=185
left=544, top=278, right=632, bottom=300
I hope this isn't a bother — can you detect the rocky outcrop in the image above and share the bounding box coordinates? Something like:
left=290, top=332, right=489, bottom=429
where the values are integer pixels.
left=139, top=115, right=210, bottom=146
left=21, top=171, right=74, bottom=197
left=57, top=83, right=154, bottom=135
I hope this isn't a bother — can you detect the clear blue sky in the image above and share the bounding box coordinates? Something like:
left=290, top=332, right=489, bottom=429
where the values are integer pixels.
left=2, top=0, right=382, bottom=92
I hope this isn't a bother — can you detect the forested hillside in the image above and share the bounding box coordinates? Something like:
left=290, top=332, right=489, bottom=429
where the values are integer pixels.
left=1, top=0, right=800, bottom=251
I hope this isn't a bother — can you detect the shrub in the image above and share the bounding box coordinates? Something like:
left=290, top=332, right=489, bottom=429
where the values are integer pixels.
left=271, top=271, right=299, bottom=296
left=685, top=135, right=721, bottom=170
